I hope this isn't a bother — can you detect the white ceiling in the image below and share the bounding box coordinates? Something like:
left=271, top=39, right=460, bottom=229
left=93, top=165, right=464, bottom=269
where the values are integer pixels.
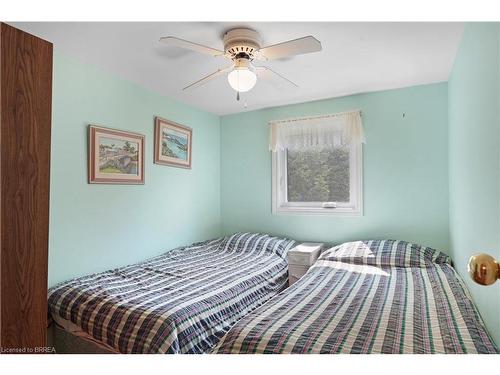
left=12, top=22, right=464, bottom=115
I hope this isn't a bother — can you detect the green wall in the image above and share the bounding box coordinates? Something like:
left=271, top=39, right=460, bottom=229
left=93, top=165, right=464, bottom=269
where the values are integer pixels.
left=49, top=52, right=221, bottom=286
left=448, top=23, right=500, bottom=344
left=220, top=83, right=449, bottom=251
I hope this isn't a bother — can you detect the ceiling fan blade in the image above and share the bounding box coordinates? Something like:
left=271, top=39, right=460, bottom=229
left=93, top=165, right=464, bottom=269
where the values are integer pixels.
left=256, top=66, right=299, bottom=89
left=183, top=66, right=233, bottom=91
left=256, top=36, right=322, bottom=60
left=159, top=36, right=225, bottom=57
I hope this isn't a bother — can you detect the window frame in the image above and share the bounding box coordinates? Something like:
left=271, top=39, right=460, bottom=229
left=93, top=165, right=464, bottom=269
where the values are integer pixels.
left=272, top=142, right=363, bottom=216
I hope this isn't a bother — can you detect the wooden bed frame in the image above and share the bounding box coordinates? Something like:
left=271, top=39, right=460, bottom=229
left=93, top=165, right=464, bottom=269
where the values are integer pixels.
left=48, top=323, right=117, bottom=354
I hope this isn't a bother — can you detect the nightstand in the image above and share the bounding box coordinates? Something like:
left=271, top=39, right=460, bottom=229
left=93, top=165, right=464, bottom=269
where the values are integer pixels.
left=287, top=243, right=324, bottom=286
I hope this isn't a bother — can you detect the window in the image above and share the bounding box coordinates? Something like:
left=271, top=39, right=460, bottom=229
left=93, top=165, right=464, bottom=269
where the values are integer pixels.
left=270, top=111, right=363, bottom=216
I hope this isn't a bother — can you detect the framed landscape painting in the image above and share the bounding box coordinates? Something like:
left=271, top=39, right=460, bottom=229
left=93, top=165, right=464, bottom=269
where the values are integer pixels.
left=154, top=117, right=192, bottom=169
left=88, top=125, right=145, bottom=184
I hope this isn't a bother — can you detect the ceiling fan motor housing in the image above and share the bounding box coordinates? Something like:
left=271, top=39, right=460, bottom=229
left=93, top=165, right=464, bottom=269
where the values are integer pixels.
left=223, top=28, right=262, bottom=60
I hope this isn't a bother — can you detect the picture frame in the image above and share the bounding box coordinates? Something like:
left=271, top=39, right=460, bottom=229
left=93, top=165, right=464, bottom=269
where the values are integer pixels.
left=154, top=116, right=192, bottom=169
left=88, top=125, right=145, bottom=184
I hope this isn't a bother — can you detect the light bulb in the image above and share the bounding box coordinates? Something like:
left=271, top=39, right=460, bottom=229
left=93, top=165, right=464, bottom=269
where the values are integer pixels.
left=227, top=58, right=257, bottom=93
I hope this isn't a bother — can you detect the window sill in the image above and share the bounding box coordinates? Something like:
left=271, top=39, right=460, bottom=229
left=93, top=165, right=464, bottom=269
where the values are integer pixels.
left=273, top=205, right=363, bottom=217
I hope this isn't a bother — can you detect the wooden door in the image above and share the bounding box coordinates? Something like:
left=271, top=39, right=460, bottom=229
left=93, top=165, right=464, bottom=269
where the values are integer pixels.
left=0, top=23, right=53, bottom=351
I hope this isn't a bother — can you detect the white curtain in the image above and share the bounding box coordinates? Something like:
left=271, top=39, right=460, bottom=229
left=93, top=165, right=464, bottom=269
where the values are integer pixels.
left=269, top=110, right=365, bottom=152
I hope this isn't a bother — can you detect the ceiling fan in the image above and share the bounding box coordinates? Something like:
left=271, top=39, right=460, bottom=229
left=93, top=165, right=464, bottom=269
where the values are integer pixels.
left=159, top=28, right=322, bottom=100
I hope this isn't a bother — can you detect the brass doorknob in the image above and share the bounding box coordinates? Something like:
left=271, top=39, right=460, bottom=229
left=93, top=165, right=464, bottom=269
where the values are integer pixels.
left=468, top=254, right=499, bottom=286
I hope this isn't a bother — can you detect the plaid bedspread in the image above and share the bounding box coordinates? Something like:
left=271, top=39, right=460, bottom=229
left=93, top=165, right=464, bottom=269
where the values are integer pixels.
left=214, top=240, right=499, bottom=354
left=48, top=233, right=296, bottom=354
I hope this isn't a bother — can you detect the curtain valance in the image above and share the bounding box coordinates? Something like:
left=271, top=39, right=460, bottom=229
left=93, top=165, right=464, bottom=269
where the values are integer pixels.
left=269, top=110, right=365, bottom=152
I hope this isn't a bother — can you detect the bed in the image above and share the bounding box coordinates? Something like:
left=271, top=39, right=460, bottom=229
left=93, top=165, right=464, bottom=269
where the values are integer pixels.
left=213, top=239, right=499, bottom=354
left=48, top=233, right=296, bottom=354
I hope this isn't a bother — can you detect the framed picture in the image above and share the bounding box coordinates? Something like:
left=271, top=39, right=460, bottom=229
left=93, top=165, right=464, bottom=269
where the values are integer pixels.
left=154, top=117, right=192, bottom=169
left=88, top=125, right=145, bottom=184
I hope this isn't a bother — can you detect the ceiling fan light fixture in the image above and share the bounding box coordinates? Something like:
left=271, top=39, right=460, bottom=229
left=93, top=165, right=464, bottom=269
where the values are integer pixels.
left=227, top=58, right=257, bottom=93
left=160, top=29, right=322, bottom=94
